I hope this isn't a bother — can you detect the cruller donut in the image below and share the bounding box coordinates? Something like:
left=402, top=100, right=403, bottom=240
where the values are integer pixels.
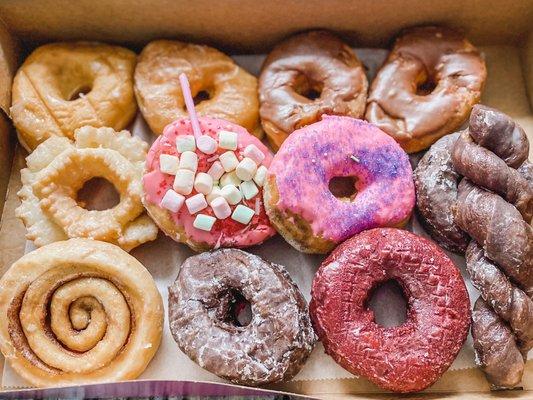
left=134, top=40, right=261, bottom=137
left=259, top=30, right=368, bottom=150
left=310, top=228, right=471, bottom=393
left=264, top=115, right=414, bottom=254
left=11, top=42, right=137, bottom=151
left=366, top=26, right=487, bottom=153
left=168, top=249, right=316, bottom=386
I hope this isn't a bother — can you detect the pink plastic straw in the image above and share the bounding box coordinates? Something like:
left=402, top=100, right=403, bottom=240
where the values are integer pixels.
left=179, top=73, right=202, bottom=140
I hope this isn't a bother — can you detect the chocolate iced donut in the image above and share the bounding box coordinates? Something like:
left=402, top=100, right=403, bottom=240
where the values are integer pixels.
left=414, top=132, right=469, bottom=253
left=259, top=30, right=368, bottom=150
left=168, top=249, right=316, bottom=386
left=366, top=26, right=486, bottom=153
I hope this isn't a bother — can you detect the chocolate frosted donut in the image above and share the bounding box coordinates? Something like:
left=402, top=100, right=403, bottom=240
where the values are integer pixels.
left=366, top=26, right=486, bottom=153
left=168, top=249, right=316, bottom=386
left=259, top=30, right=368, bottom=150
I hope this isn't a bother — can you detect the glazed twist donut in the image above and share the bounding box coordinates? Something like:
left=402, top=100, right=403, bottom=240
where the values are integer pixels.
left=451, top=105, right=533, bottom=388
left=0, top=239, right=163, bottom=387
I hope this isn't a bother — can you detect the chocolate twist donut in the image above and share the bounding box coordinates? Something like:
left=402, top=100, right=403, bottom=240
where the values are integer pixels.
left=451, top=105, right=533, bottom=388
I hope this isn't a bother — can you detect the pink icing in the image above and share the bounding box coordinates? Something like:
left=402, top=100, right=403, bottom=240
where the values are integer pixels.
left=143, top=117, right=275, bottom=248
left=268, top=115, right=415, bottom=243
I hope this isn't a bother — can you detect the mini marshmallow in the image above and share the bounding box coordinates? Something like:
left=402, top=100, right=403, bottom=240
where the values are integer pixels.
left=235, top=157, right=257, bottom=181
left=207, top=161, right=225, bottom=181
left=231, top=204, right=255, bottom=225
left=206, top=185, right=223, bottom=204
left=219, top=151, right=239, bottom=172
left=176, top=135, right=196, bottom=152
left=220, top=171, right=242, bottom=187
left=179, top=151, right=198, bottom=172
left=253, top=165, right=268, bottom=187
left=173, top=169, right=195, bottom=195
left=210, top=196, right=232, bottom=219
left=197, top=135, right=218, bottom=155
left=159, top=154, right=180, bottom=175
left=193, top=214, right=216, bottom=231
left=240, top=180, right=259, bottom=200
left=243, top=144, right=265, bottom=164
left=218, top=130, right=238, bottom=150
left=221, top=184, right=242, bottom=205
left=194, top=173, right=213, bottom=195
left=160, top=189, right=185, bottom=212
left=185, top=193, right=208, bottom=214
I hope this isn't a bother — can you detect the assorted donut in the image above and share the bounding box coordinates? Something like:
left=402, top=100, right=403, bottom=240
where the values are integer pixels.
left=2, top=24, right=529, bottom=394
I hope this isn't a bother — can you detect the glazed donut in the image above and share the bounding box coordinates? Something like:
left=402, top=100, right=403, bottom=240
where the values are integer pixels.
left=168, top=249, right=316, bottom=386
left=16, top=126, right=158, bottom=251
left=259, top=30, right=368, bottom=150
left=366, top=26, right=487, bottom=153
left=143, top=117, right=275, bottom=252
left=11, top=42, right=137, bottom=151
left=0, top=239, right=163, bottom=387
left=264, top=116, right=414, bottom=254
left=134, top=40, right=261, bottom=137
left=310, top=228, right=471, bottom=393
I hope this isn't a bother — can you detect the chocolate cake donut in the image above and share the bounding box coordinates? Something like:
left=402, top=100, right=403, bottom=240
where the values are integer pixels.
left=168, top=249, right=316, bottom=386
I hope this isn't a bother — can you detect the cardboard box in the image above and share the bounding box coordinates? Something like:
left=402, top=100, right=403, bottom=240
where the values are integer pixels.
left=0, top=1, right=532, bottom=398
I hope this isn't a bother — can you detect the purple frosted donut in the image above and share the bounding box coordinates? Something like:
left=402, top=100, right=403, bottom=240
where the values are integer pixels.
left=264, top=115, right=415, bottom=253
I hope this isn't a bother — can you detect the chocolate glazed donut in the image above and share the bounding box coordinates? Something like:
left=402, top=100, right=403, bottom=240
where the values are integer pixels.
left=168, top=249, right=316, bottom=386
left=259, top=30, right=368, bottom=150
left=451, top=105, right=533, bottom=388
left=366, top=26, right=487, bottom=153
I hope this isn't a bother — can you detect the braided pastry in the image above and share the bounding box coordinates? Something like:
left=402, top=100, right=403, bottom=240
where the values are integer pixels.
left=451, top=105, right=533, bottom=388
left=0, top=239, right=163, bottom=387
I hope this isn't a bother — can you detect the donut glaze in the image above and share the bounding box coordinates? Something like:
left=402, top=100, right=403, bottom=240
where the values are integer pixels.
left=310, top=228, right=471, bottom=393
left=143, top=117, right=275, bottom=251
left=264, top=115, right=415, bottom=253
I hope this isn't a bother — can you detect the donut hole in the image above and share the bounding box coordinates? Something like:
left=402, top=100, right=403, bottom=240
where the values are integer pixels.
left=329, top=176, right=358, bottom=202
left=294, top=74, right=323, bottom=101
left=367, top=279, right=408, bottom=327
left=416, top=77, right=437, bottom=96
left=76, top=177, right=120, bottom=211
left=218, top=289, right=253, bottom=327
left=192, top=89, right=212, bottom=105
left=68, top=84, right=92, bottom=101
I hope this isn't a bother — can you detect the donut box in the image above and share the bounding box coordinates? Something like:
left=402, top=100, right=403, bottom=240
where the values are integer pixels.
left=0, top=1, right=532, bottom=399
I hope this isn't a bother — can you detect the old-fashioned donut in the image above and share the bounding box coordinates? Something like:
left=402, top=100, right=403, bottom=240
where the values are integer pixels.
left=259, top=30, right=368, bottom=150
left=366, top=26, right=486, bottom=153
left=310, top=228, right=471, bottom=393
left=168, top=249, right=316, bottom=386
left=11, top=42, right=137, bottom=151
left=134, top=40, right=261, bottom=137
left=264, top=116, right=414, bottom=254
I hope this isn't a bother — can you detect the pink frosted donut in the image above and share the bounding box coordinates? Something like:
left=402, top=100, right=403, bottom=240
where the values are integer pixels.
left=264, top=116, right=415, bottom=253
left=143, top=117, right=276, bottom=251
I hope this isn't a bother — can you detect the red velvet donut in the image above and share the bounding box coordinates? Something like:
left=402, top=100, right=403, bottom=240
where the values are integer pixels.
left=310, top=228, right=470, bottom=393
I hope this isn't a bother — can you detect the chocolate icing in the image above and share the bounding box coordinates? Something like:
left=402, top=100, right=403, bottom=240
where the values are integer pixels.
left=366, top=26, right=486, bottom=153
left=168, top=249, right=316, bottom=386
left=259, top=30, right=368, bottom=150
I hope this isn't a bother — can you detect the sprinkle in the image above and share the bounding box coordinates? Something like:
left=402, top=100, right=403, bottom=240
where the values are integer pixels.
left=178, top=73, right=202, bottom=140
left=240, top=180, right=259, bottom=200
left=176, top=135, right=196, bottom=152
left=220, top=184, right=242, bottom=205
left=197, top=135, right=218, bottom=155
left=206, top=186, right=223, bottom=204
left=350, top=155, right=360, bottom=163
left=214, top=232, right=223, bottom=249
left=210, top=196, right=232, bottom=219
left=253, top=165, right=268, bottom=187
left=173, top=169, right=195, bottom=195
left=194, top=172, right=213, bottom=195
left=231, top=204, right=255, bottom=225
left=193, top=214, right=216, bottom=231
left=220, top=171, right=242, bottom=187
left=179, top=151, right=198, bottom=172
left=185, top=193, right=208, bottom=214
left=219, top=151, right=239, bottom=172
left=235, top=157, right=258, bottom=181
left=207, top=161, right=225, bottom=181
left=243, top=144, right=265, bottom=164
left=206, top=154, right=219, bottom=163
left=218, top=130, right=238, bottom=150
left=255, top=198, right=260, bottom=215
left=159, top=154, right=179, bottom=175
left=160, top=189, right=185, bottom=212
